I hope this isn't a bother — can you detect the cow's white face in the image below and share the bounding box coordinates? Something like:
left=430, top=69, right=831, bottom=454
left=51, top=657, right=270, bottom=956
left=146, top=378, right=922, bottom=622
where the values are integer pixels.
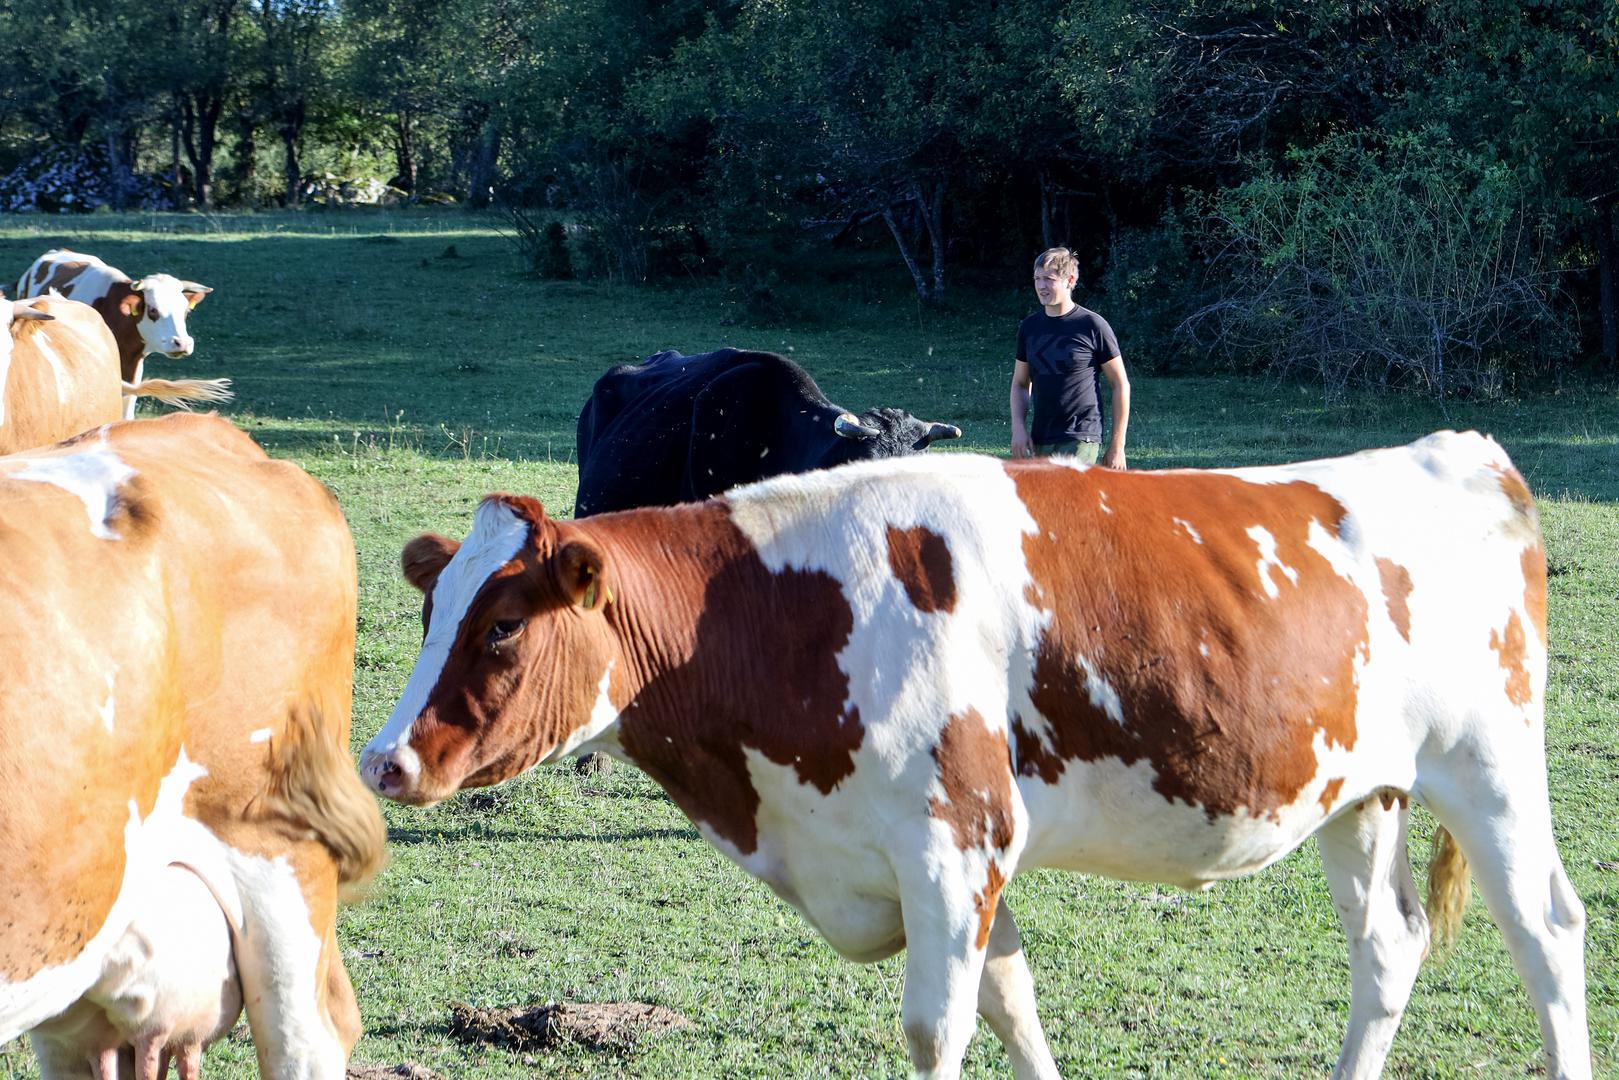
left=129, top=274, right=208, bottom=359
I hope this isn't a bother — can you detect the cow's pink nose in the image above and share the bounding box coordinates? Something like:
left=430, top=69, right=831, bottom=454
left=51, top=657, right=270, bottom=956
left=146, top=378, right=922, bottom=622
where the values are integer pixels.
left=363, top=754, right=403, bottom=796
left=167, top=339, right=193, bottom=357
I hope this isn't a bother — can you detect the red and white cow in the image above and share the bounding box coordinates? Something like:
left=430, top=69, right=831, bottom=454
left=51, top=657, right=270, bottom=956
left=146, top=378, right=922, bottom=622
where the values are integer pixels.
left=0, top=413, right=386, bottom=1079
left=0, top=294, right=232, bottom=456
left=17, top=250, right=214, bottom=419
left=361, top=432, right=1589, bottom=1080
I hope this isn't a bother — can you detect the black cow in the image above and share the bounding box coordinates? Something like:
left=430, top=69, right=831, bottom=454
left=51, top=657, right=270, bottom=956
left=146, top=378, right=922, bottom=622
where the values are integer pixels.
left=572, top=348, right=961, bottom=516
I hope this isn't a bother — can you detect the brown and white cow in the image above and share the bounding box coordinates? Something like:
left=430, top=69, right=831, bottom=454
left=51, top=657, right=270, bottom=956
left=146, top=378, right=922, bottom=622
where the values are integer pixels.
left=0, top=413, right=386, bottom=1079
left=362, top=432, right=1589, bottom=1080
left=17, top=250, right=214, bottom=419
left=0, top=294, right=232, bottom=456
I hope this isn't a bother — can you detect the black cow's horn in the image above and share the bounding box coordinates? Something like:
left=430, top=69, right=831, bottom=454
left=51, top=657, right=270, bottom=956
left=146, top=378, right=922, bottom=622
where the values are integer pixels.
left=834, top=412, right=880, bottom=440
left=922, top=422, right=962, bottom=445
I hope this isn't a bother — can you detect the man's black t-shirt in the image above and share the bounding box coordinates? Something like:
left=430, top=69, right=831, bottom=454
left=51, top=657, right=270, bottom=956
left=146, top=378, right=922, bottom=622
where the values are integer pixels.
left=1015, top=306, right=1120, bottom=443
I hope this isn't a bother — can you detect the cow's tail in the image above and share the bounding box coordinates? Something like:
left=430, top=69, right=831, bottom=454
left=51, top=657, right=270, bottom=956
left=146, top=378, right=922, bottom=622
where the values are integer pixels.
left=1425, top=825, right=1471, bottom=954
left=260, top=705, right=388, bottom=894
left=122, top=377, right=234, bottom=408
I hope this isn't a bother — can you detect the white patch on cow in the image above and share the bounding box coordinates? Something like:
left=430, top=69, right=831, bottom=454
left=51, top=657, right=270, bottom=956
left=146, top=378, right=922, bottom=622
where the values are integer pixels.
left=547, top=659, right=621, bottom=762
left=249, top=727, right=273, bottom=744
left=1098, top=490, right=1112, bottom=514
left=99, top=671, right=117, bottom=733
left=32, top=334, right=71, bottom=403
left=1077, top=653, right=1125, bottom=726
left=1173, top=517, right=1203, bottom=544
left=365, top=499, right=530, bottom=770
left=0, top=749, right=211, bottom=1042
left=9, top=433, right=135, bottom=540
left=1246, top=525, right=1298, bottom=599
left=1199, top=640, right=1210, bottom=658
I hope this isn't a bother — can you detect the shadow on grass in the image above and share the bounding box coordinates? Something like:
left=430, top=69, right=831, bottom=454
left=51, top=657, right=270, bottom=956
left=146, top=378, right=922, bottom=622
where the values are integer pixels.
left=386, top=824, right=699, bottom=846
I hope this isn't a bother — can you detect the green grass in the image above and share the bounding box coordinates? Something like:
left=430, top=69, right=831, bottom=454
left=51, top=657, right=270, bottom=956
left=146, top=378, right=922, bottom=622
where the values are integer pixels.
left=0, top=210, right=1615, bottom=1079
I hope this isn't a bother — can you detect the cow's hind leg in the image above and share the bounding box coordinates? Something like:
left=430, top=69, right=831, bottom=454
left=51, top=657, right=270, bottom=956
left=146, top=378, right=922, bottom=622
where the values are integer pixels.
left=1423, top=770, right=1590, bottom=1080
left=976, top=898, right=1059, bottom=1080
left=1317, top=798, right=1428, bottom=1080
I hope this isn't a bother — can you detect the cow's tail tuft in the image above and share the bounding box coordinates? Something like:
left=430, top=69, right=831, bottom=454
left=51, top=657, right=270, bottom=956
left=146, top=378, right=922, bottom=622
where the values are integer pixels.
left=122, top=377, right=234, bottom=408
left=1425, top=825, right=1471, bottom=955
left=260, top=705, right=388, bottom=893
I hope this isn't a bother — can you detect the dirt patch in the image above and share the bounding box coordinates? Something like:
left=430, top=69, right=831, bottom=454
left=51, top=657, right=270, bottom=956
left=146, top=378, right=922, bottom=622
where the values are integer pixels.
left=347, top=1064, right=444, bottom=1080
left=449, top=1000, right=692, bottom=1052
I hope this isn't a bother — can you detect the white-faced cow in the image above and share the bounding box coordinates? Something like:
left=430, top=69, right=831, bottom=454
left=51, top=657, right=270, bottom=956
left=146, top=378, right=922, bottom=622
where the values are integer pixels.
left=363, top=432, right=1588, bottom=1080
left=572, top=347, right=961, bottom=516
left=0, top=294, right=232, bottom=456
left=0, top=413, right=386, bottom=1079
left=17, top=250, right=214, bottom=419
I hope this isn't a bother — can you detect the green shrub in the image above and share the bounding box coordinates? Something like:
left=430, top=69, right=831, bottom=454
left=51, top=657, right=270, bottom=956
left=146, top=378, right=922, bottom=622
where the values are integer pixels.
left=1182, top=131, right=1573, bottom=402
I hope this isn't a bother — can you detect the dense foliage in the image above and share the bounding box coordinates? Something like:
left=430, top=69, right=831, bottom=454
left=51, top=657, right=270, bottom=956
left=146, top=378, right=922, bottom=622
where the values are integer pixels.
left=1, top=0, right=1614, bottom=390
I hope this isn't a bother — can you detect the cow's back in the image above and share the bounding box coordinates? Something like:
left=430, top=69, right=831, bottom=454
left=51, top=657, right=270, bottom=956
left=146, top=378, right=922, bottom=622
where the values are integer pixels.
left=0, top=413, right=361, bottom=1041
left=0, top=298, right=123, bottom=455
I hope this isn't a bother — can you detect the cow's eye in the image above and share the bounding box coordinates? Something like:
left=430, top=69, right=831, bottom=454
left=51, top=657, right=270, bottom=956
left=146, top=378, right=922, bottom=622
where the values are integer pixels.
left=486, top=619, right=525, bottom=650
left=145, top=306, right=158, bottom=321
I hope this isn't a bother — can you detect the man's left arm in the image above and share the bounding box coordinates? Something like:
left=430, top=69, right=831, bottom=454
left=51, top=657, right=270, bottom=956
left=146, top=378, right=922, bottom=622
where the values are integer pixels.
left=1100, top=356, right=1130, bottom=469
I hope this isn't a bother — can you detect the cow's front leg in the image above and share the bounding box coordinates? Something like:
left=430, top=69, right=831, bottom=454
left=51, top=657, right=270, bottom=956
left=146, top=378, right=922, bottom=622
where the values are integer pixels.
left=898, top=862, right=1005, bottom=1080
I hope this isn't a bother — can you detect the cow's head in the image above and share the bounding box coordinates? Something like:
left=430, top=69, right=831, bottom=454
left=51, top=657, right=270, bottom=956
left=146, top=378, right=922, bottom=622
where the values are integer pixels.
left=123, top=273, right=211, bottom=359
left=827, top=407, right=960, bottom=467
left=361, top=496, right=621, bottom=806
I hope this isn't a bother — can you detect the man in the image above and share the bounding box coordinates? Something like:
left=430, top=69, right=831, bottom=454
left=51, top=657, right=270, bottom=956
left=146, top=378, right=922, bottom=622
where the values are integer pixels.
left=1009, top=247, right=1130, bottom=467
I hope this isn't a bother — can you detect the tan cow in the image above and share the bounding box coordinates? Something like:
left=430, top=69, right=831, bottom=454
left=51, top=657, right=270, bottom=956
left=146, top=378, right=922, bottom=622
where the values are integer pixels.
left=0, top=413, right=386, bottom=1079
left=0, top=294, right=232, bottom=455
left=363, top=432, right=1589, bottom=1080
left=17, top=250, right=215, bottom=419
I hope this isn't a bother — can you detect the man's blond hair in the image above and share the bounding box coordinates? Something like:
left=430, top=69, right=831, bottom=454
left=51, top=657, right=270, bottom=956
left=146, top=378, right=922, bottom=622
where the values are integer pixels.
left=1034, top=247, right=1079, bottom=281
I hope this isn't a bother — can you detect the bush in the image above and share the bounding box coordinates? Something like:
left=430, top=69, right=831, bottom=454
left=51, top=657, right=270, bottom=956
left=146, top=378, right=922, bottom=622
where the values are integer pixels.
left=1099, top=213, right=1205, bottom=373
left=503, top=207, right=576, bottom=280
left=1181, top=132, right=1572, bottom=402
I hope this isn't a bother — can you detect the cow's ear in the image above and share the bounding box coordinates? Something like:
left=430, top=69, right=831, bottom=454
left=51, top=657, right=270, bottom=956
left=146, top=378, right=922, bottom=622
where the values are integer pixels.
left=402, top=534, right=460, bottom=593
left=119, top=291, right=144, bottom=318
left=180, top=281, right=211, bottom=308
left=556, top=538, right=612, bottom=611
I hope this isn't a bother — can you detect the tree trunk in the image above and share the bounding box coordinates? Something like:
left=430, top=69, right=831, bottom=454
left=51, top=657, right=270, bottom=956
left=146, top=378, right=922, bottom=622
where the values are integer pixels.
left=180, top=92, right=224, bottom=208
left=233, top=114, right=259, bottom=204
left=918, top=181, right=947, bottom=302
left=1597, top=195, right=1617, bottom=364
left=1039, top=169, right=1057, bottom=250
left=394, top=110, right=418, bottom=194
left=881, top=204, right=930, bottom=303
left=103, top=130, right=133, bottom=211
left=468, top=121, right=501, bottom=208
left=282, top=125, right=302, bottom=207
left=170, top=111, right=187, bottom=210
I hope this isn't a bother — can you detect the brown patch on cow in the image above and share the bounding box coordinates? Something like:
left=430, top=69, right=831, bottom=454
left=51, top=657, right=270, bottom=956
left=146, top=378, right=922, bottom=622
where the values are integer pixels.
left=1006, top=461, right=1368, bottom=821
left=1376, top=788, right=1409, bottom=812
left=415, top=501, right=865, bottom=856
left=1318, top=777, right=1345, bottom=813
left=1521, top=544, right=1548, bottom=647
left=886, top=525, right=956, bottom=614
left=928, top=709, right=1015, bottom=853
left=972, top=861, right=1007, bottom=951
left=1376, top=558, right=1413, bottom=642
left=1494, top=466, right=1537, bottom=525
left=1489, top=611, right=1532, bottom=708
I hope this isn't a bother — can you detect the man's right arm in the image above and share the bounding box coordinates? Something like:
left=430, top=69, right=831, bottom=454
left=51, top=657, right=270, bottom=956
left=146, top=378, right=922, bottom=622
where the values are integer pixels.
left=1009, top=360, right=1033, bottom=458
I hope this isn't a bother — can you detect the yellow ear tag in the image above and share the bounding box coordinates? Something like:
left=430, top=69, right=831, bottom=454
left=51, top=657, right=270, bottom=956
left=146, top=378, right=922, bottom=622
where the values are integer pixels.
left=581, top=580, right=598, bottom=610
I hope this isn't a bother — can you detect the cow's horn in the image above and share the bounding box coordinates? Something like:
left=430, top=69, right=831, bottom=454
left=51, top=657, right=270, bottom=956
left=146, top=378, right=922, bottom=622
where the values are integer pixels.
left=11, top=303, right=53, bottom=323
left=922, top=422, right=962, bottom=445
left=834, top=412, right=880, bottom=440
left=179, top=281, right=213, bottom=294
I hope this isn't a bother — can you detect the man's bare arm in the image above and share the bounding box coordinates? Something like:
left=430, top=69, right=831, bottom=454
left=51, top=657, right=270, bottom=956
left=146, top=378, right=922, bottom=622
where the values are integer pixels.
left=1100, top=356, right=1130, bottom=469
left=1009, top=360, right=1034, bottom=458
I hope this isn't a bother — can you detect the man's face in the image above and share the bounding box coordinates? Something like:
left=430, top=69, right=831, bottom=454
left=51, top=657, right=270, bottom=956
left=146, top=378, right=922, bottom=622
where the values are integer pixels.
left=1033, top=265, right=1076, bottom=308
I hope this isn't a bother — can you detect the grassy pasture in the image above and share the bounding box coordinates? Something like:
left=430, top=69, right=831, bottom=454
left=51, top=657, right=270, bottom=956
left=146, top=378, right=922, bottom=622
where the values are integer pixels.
left=0, top=210, right=1614, bottom=1079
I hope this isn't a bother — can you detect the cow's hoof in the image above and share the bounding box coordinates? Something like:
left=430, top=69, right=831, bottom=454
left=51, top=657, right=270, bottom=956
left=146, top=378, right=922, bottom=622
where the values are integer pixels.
left=576, top=752, right=612, bottom=776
